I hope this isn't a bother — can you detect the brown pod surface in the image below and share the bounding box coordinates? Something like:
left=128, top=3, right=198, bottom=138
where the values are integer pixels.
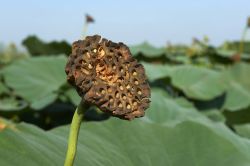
left=65, top=35, right=150, bottom=120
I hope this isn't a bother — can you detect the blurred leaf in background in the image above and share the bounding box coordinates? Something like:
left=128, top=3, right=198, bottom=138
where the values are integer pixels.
left=1, top=33, right=250, bottom=165
left=1, top=55, right=67, bottom=110
left=22, top=35, right=71, bottom=56
left=1, top=117, right=250, bottom=166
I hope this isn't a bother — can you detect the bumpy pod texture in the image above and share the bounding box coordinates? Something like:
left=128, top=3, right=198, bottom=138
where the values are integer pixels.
left=65, top=35, right=151, bottom=120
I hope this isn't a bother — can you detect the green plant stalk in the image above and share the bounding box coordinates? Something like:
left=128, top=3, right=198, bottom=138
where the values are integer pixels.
left=82, top=22, right=88, bottom=40
left=64, top=101, right=85, bottom=166
left=239, top=26, right=248, bottom=56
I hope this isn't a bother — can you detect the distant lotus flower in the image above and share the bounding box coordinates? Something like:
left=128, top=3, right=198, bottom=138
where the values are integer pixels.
left=65, top=35, right=151, bottom=120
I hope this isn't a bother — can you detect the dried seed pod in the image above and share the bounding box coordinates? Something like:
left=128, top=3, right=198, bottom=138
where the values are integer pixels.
left=85, top=14, right=95, bottom=23
left=65, top=35, right=151, bottom=120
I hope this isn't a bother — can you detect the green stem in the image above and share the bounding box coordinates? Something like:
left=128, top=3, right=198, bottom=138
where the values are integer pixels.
left=239, top=26, right=248, bottom=56
left=64, top=101, right=85, bottom=166
left=82, top=22, right=88, bottom=40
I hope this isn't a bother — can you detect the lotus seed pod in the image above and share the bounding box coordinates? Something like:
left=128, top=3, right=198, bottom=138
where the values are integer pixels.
left=65, top=35, right=151, bottom=120
left=85, top=14, right=94, bottom=23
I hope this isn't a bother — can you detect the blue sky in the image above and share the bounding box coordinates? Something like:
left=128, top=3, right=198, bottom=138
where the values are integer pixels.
left=0, top=0, right=250, bottom=46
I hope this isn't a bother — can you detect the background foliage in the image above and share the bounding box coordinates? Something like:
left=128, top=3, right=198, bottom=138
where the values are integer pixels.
left=1, top=35, right=250, bottom=165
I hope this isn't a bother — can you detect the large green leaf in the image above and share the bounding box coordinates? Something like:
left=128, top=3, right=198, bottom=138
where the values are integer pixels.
left=0, top=81, right=9, bottom=94
left=234, top=124, right=250, bottom=139
left=202, top=109, right=226, bottom=122
left=0, top=97, right=28, bottom=111
left=169, top=54, right=192, bottom=64
left=169, top=65, right=227, bottom=100
left=130, top=42, right=165, bottom=58
left=1, top=56, right=67, bottom=110
left=146, top=89, right=225, bottom=123
left=64, top=88, right=81, bottom=106
left=30, top=93, right=58, bottom=110
left=143, top=63, right=227, bottom=100
left=22, top=35, right=71, bottom=56
left=143, top=88, right=204, bottom=124
left=1, top=117, right=250, bottom=166
left=223, top=62, right=250, bottom=111
left=216, top=49, right=250, bottom=60
left=142, top=62, right=172, bottom=81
